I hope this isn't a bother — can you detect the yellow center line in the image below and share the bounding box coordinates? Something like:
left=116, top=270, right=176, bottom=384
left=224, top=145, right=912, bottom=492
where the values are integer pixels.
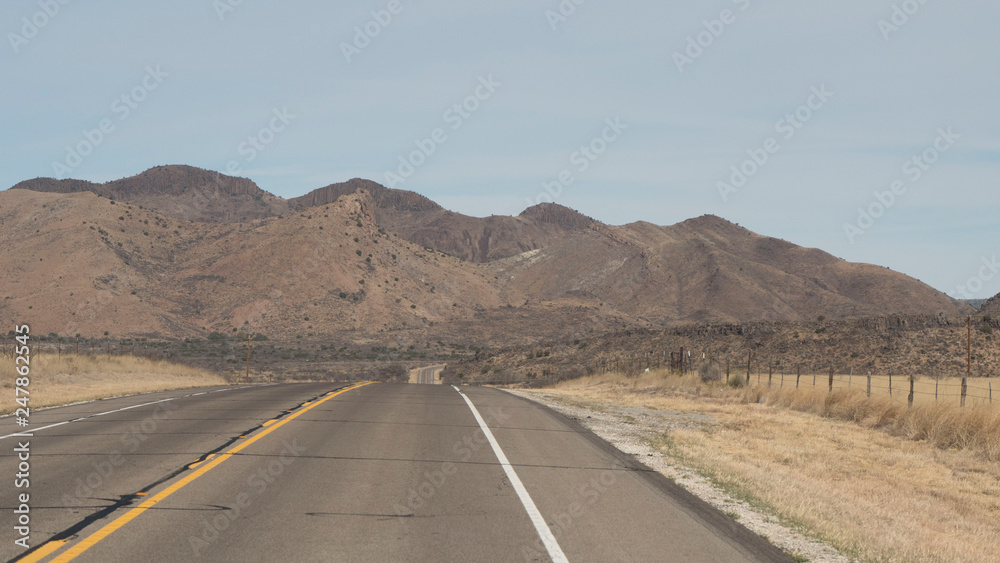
left=19, top=540, right=68, bottom=563
left=42, top=381, right=373, bottom=563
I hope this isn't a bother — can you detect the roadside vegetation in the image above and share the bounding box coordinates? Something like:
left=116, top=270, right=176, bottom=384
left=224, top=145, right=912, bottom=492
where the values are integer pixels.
left=524, top=370, right=1000, bottom=562
left=0, top=353, right=226, bottom=414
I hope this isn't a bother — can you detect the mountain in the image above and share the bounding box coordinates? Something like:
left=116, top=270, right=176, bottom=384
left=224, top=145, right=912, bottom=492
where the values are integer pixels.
left=484, top=213, right=968, bottom=323
left=10, top=165, right=289, bottom=223
left=290, top=179, right=595, bottom=263
left=0, top=165, right=973, bottom=343
left=980, top=293, right=1000, bottom=317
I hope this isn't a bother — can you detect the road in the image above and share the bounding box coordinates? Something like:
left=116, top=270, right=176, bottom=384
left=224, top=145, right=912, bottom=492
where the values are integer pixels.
left=1, top=383, right=792, bottom=562
left=415, top=365, right=445, bottom=385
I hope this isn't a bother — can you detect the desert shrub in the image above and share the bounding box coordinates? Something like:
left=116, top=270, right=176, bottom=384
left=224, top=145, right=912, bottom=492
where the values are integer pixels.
left=371, top=363, right=407, bottom=383
left=698, top=362, right=723, bottom=383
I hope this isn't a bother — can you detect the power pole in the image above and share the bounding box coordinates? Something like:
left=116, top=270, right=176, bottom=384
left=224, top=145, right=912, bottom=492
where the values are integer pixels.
left=246, top=332, right=251, bottom=384
left=967, top=316, right=972, bottom=380
left=746, top=350, right=751, bottom=386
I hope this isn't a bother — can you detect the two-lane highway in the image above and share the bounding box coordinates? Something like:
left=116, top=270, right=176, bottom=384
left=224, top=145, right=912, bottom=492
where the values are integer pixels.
left=1, top=383, right=792, bottom=562
left=415, top=365, right=445, bottom=384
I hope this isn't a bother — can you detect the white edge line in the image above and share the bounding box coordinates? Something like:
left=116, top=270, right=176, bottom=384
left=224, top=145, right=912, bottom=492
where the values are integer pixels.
left=452, top=385, right=569, bottom=563
left=0, top=385, right=254, bottom=441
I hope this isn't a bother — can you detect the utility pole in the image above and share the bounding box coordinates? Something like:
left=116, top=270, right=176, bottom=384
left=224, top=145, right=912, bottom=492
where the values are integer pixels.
left=746, top=350, right=751, bottom=386
left=246, top=332, right=251, bottom=384
left=967, top=316, right=972, bottom=380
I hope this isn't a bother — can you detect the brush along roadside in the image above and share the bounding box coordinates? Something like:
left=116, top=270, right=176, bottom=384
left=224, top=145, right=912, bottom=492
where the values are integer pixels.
left=0, top=353, right=226, bottom=414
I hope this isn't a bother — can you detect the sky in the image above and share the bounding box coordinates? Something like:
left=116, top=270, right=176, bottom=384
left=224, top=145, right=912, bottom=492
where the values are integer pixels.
left=2, top=0, right=998, bottom=299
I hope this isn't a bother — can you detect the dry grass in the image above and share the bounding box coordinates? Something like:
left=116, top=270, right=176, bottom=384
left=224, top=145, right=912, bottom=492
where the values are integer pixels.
left=756, top=372, right=996, bottom=408
left=747, top=385, right=1000, bottom=461
left=534, top=370, right=1000, bottom=562
left=1, top=353, right=226, bottom=414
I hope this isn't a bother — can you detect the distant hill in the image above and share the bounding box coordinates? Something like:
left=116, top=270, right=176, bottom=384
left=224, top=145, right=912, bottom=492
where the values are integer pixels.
left=961, top=299, right=987, bottom=309
left=290, top=179, right=595, bottom=263
left=11, top=165, right=289, bottom=223
left=1, top=165, right=973, bottom=342
left=980, top=294, right=1000, bottom=317
left=486, top=213, right=970, bottom=323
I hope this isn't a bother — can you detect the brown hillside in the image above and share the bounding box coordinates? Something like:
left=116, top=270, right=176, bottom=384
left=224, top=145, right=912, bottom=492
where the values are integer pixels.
left=12, top=165, right=289, bottom=223
left=1, top=167, right=973, bottom=343
left=488, top=214, right=970, bottom=324
left=0, top=188, right=513, bottom=342
left=291, top=180, right=595, bottom=263
left=980, top=293, right=1000, bottom=317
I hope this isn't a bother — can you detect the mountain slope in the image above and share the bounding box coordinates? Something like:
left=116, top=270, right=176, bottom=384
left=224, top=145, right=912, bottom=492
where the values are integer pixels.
left=488, top=214, right=969, bottom=323
left=291, top=179, right=596, bottom=262
left=11, top=165, right=289, bottom=223
left=2, top=167, right=973, bottom=342
left=980, top=293, right=1000, bottom=317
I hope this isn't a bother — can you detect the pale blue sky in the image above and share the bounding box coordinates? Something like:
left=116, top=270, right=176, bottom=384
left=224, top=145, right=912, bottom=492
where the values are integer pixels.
left=2, top=1, right=998, bottom=298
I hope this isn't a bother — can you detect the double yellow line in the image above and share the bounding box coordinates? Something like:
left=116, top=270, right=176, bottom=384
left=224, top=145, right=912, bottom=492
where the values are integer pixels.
left=25, top=382, right=372, bottom=563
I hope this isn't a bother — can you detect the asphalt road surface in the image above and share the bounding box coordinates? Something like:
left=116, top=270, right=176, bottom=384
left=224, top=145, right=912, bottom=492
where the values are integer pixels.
left=1, top=383, right=793, bottom=562
left=416, top=365, right=445, bottom=385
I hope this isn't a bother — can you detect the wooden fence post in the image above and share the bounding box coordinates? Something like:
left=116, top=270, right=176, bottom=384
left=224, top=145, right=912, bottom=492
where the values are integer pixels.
left=961, top=376, right=968, bottom=407
left=746, top=351, right=751, bottom=386
left=908, top=375, right=914, bottom=407
left=828, top=366, right=834, bottom=393
left=796, top=367, right=801, bottom=389
left=935, top=376, right=939, bottom=403
left=867, top=372, right=872, bottom=398
left=768, top=365, right=772, bottom=388
left=889, top=372, right=893, bottom=397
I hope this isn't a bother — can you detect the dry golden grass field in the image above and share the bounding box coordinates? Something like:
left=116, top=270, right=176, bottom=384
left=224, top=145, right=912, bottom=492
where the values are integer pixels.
left=527, top=370, right=1000, bottom=562
left=0, top=353, right=226, bottom=414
